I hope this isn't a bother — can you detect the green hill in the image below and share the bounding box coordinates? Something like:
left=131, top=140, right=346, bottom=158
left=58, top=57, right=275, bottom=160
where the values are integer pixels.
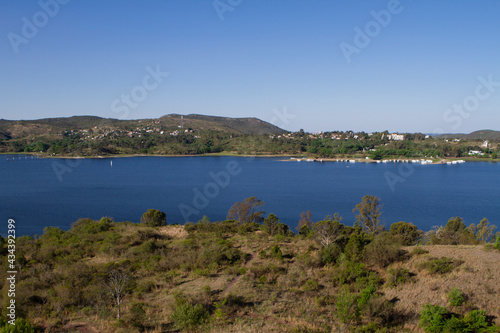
left=0, top=114, right=286, bottom=139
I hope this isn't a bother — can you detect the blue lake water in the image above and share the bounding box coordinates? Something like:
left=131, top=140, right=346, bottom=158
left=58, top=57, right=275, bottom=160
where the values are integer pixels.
left=1, top=155, right=499, bottom=236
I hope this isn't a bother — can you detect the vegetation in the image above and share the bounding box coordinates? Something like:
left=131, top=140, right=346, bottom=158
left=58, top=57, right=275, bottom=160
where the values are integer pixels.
left=0, top=115, right=498, bottom=160
left=0, top=199, right=499, bottom=332
left=140, top=209, right=167, bottom=227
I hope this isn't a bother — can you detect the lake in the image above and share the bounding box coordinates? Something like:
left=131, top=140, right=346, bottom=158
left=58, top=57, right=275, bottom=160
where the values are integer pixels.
left=1, top=155, right=499, bottom=236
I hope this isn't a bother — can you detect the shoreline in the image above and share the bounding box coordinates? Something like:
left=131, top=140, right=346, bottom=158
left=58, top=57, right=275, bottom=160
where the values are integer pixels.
left=1, top=152, right=498, bottom=163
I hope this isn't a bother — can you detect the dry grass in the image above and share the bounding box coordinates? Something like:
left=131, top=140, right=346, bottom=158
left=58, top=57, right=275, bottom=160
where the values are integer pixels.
left=384, top=245, right=500, bottom=328
left=156, top=225, right=188, bottom=239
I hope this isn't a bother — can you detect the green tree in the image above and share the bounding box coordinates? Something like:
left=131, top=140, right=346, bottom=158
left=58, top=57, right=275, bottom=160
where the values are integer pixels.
left=469, top=218, right=497, bottom=243
left=439, top=217, right=475, bottom=245
left=227, top=197, right=265, bottom=224
left=389, top=221, right=422, bottom=245
left=263, top=213, right=280, bottom=236
left=140, top=209, right=167, bottom=227
left=353, top=195, right=384, bottom=235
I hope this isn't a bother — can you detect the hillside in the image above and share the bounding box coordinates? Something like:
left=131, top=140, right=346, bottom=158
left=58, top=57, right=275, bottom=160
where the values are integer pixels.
left=1, top=216, right=498, bottom=333
left=0, top=114, right=286, bottom=139
left=161, top=114, right=287, bottom=135
left=436, top=129, right=500, bottom=141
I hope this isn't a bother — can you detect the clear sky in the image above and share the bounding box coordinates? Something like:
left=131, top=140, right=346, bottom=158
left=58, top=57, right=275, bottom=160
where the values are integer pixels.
left=1, top=0, right=499, bottom=133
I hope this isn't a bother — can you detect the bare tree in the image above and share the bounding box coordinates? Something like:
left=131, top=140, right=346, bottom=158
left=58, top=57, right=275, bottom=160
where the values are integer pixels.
left=297, top=210, right=313, bottom=231
left=105, top=269, right=130, bottom=319
left=312, top=214, right=344, bottom=247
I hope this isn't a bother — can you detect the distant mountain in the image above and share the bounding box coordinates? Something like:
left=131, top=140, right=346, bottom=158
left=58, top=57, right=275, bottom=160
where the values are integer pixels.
left=436, top=130, right=500, bottom=141
left=0, top=114, right=286, bottom=138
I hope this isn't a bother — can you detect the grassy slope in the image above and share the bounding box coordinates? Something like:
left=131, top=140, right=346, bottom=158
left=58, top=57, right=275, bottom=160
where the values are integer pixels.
left=20, top=224, right=498, bottom=333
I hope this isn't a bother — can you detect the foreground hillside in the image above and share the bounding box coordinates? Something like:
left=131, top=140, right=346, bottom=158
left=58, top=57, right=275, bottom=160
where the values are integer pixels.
left=1, top=212, right=499, bottom=332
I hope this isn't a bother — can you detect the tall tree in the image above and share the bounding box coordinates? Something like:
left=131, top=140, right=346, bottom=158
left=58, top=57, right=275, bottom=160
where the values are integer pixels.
left=353, top=195, right=383, bottom=235
left=264, top=214, right=280, bottom=236
left=227, top=197, right=265, bottom=224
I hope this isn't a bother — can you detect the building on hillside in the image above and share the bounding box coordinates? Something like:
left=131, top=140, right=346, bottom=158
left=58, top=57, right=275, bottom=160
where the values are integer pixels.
left=387, top=133, right=404, bottom=141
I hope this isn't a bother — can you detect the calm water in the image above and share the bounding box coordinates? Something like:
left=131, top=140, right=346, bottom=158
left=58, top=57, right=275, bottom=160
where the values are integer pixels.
left=1, top=155, right=499, bottom=236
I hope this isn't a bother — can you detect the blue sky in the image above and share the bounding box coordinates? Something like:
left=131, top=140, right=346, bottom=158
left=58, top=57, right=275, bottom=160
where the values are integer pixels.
left=1, top=0, right=499, bottom=133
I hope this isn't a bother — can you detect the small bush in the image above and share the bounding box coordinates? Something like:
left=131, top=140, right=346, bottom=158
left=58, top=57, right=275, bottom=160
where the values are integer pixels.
left=303, top=278, right=320, bottom=292
left=412, top=247, right=429, bottom=255
left=447, top=288, right=465, bottom=307
left=419, top=304, right=498, bottom=333
left=420, top=257, right=464, bottom=275
left=419, top=304, right=451, bottom=333
left=270, top=245, right=283, bottom=260
left=335, top=287, right=359, bottom=324
left=387, top=267, right=414, bottom=287
left=170, top=298, right=208, bottom=330
left=319, top=243, right=341, bottom=265
left=364, top=232, right=407, bottom=268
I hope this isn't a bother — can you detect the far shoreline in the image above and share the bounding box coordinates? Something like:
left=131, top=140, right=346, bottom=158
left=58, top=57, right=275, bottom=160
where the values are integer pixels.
left=1, top=152, right=498, bottom=163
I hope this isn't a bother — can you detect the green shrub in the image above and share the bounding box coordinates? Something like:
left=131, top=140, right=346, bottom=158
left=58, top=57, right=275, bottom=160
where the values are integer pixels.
left=420, top=257, right=464, bottom=275
left=332, top=260, right=381, bottom=290
left=419, top=305, right=498, bottom=333
left=389, top=221, right=422, bottom=245
left=344, top=233, right=367, bottom=262
left=170, top=298, right=208, bottom=330
left=495, top=236, right=500, bottom=250
left=319, top=243, right=341, bottom=265
left=302, top=278, right=320, bottom=292
left=270, top=245, right=283, bottom=260
left=419, top=304, right=451, bottom=333
left=447, top=288, right=465, bottom=307
left=357, top=285, right=376, bottom=308
left=335, top=287, right=359, bottom=324
left=387, top=267, right=414, bottom=287
left=0, top=317, right=35, bottom=333
left=363, top=232, right=407, bottom=268
left=412, top=247, right=429, bottom=255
